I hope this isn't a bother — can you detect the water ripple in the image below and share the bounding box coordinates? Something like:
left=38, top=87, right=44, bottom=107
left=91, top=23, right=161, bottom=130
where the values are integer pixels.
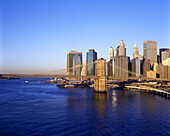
left=0, top=78, right=169, bottom=136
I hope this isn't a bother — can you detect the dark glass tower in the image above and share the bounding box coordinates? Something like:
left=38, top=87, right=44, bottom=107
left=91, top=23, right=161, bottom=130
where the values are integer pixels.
left=86, top=49, right=97, bottom=75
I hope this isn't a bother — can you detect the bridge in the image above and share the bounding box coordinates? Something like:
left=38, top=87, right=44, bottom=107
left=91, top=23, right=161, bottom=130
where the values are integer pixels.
left=1, top=73, right=169, bottom=82
left=1, top=59, right=169, bottom=93
left=1, top=74, right=169, bottom=81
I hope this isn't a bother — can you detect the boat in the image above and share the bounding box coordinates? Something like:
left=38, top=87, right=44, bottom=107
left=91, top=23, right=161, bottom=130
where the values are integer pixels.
left=57, top=81, right=69, bottom=88
left=25, top=81, right=29, bottom=83
left=56, top=80, right=92, bottom=88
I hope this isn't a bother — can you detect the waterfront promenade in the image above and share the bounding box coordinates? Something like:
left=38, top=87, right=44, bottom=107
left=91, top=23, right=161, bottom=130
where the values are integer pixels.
left=125, top=84, right=170, bottom=99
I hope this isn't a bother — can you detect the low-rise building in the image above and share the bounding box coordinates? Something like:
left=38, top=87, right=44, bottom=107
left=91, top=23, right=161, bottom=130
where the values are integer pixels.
left=147, top=70, right=156, bottom=78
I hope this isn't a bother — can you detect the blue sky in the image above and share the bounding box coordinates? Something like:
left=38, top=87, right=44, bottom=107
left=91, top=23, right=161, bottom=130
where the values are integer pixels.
left=0, top=0, right=169, bottom=74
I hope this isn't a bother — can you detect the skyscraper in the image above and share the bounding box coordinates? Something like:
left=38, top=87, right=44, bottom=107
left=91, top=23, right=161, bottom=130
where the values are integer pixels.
left=67, top=51, right=82, bottom=76
left=114, top=56, right=130, bottom=77
left=155, top=64, right=170, bottom=79
left=159, top=48, right=170, bottom=63
left=107, top=60, right=113, bottom=76
left=143, top=40, right=157, bottom=67
left=75, top=56, right=82, bottom=76
left=161, top=50, right=170, bottom=63
left=133, top=42, right=139, bottom=59
left=113, top=40, right=129, bottom=77
left=143, top=59, right=150, bottom=77
left=115, top=39, right=126, bottom=56
left=86, top=49, right=97, bottom=75
left=132, top=58, right=141, bottom=77
left=109, top=47, right=114, bottom=60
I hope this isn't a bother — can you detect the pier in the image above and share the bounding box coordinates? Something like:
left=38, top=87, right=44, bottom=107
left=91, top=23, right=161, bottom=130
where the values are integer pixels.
left=125, top=85, right=170, bottom=99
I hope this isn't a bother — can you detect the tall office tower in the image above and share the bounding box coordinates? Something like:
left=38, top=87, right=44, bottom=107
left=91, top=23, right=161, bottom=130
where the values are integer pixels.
left=136, top=56, right=144, bottom=75
left=107, top=60, right=113, bottom=76
left=156, top=64, right=165, bottom=78
left=161, top=50, right=170, bottom=63
left=143, top=40, right=157, bottom=68
left=109, top=47, right=114, bottom=60
left=114, top=56, right=130, bottom=77
left=143, top=59, right=150, bottom=77
left=75, top=56, right=82, bottom=76
left=133, top=42, right=139, bottom=59
left=164, top=66, right=170, bottom=79
left=81, top=60, right=87, bottom=76
left=67, top=51, right=82, bottom=75
left=156, top=64, right=170, bottom=79
left=113, top=39, right=129, bottom=77
left=86, top=49, right=97, bottom=75
left=159, top=48, right=170, bottom=63
left=115, top=39, right=126, bottom=56
left=132, top=58, right=141, bottom=77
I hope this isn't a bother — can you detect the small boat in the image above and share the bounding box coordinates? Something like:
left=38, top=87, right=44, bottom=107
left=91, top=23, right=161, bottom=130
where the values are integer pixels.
left=25, top=81, right=29, bottom=83
left=56, top=80, right=92, bottom=88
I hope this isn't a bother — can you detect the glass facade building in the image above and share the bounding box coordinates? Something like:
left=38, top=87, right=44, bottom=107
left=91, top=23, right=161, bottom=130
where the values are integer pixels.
left=67, top=51, right=82, bottom=75
left=73, top=54, right=82, bottom=67
left=86, top=49, right=97, bottom=75
left=132, top=58, right=141, bottom=77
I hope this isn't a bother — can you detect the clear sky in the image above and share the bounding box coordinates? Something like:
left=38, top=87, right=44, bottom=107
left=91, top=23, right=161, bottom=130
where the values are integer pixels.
left=0, top=0, right=169, bottom=74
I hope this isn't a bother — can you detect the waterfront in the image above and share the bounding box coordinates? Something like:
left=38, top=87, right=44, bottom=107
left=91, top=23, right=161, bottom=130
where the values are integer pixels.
left=0, top=78, right=169, bottom=136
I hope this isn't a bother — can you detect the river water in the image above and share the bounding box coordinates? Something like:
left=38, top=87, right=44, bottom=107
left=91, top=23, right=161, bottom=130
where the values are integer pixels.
left=0, top=78, right=169, bottom=136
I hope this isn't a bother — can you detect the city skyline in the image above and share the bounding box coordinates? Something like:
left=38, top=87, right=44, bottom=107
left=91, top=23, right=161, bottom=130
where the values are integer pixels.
left=1, top=0, right=169, bottom=74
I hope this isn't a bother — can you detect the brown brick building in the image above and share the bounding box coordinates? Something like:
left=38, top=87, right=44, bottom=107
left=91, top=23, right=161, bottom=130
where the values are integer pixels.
left=143, top=59, right=150, bottom=77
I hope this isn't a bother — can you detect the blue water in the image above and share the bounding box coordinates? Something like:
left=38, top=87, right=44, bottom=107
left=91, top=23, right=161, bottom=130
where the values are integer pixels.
left=0, top=78, right=169, bottom=136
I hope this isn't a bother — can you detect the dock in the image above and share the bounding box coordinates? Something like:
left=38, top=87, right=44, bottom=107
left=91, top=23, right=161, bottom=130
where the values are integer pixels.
left=125, top=85, right=170, bottom=99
